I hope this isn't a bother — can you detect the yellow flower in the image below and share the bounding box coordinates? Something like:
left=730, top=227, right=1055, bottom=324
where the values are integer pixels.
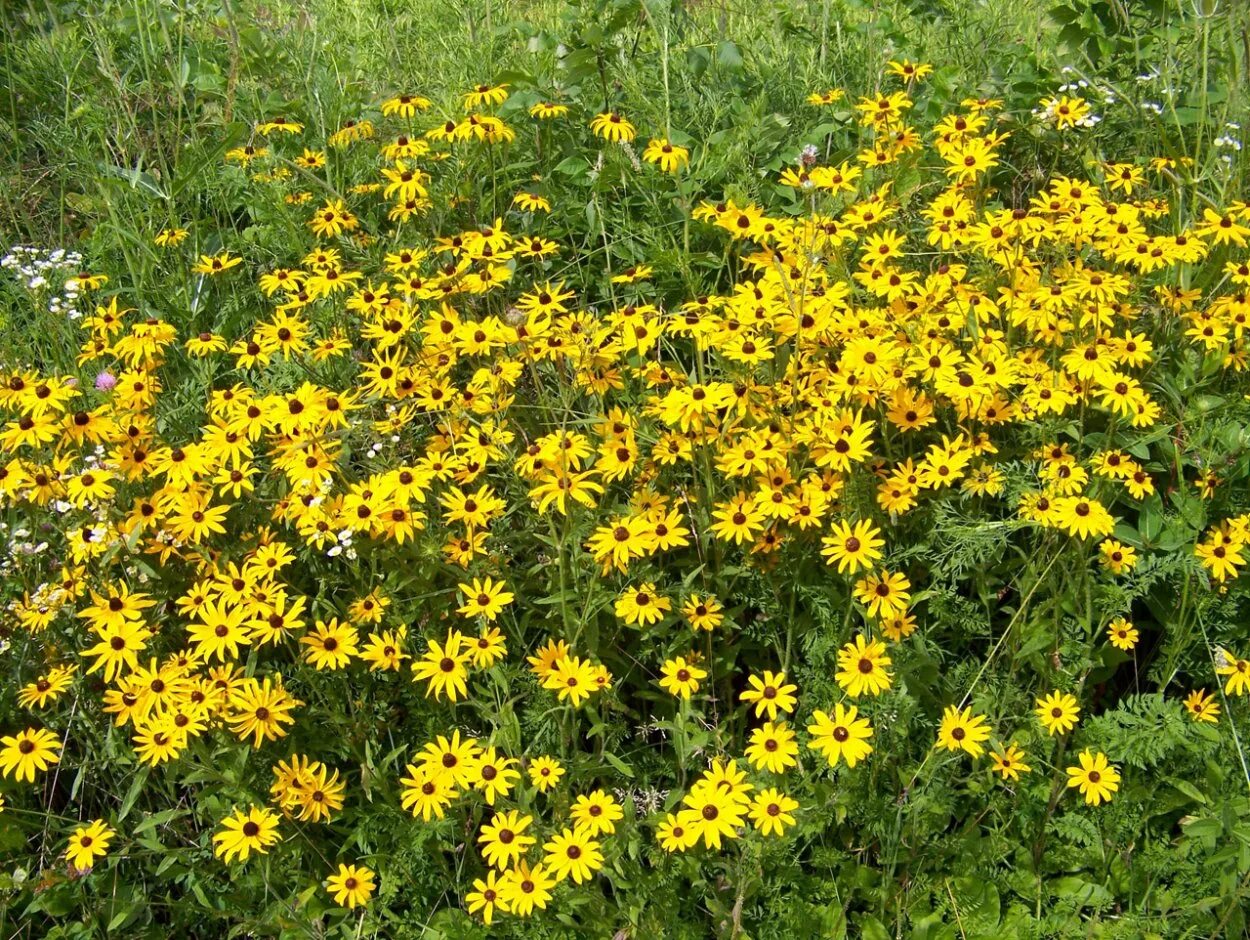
left=658, top=655, right=707, bottom=699
left=412, top=631, right=471, bottom=701
left=615, top=583, right=671, bottom=626
left=465, top=869, right=510, bottom=924
left=1184, top=689, right=1220, bottom=723
left=936, top=705, right=991, bottom=757
left=807, top=703, right=874, bottom=768
left=590, top=111, right=637, bottom=142
left=820, top=518, right=884, bottom=574
left=749, top=788, right=798, bottom=836
left=456, top=577, right=515, bottom=621
left=1217, top=649, right=1250, bottom=696
left=744, top=721, right=798, bottom=774
left=990, top=744, right=1032, bottom=781
left=326, top=863, right=376, bottom=909
left=1107, top=617, right=1139, bottom=651
left=529, top=101, right=569, bottom=119
left=212, top=806, right=280, bottom=863
left=192, top=252, right=243, bottom=275
left=528, top=755, right=565, bottom=792
left=0, top=727, right=61, bottom=782
left=543, top=826, right=604, bottom=883
left=1066, top=750, right=1120, bottom=805
left=153, top=227, right=188, bottom=247
left=740, top=670, right=797, bottom=720
left=835, top=634, right=893, bottom=697
left=65, top=819, right=115, bottom=871
left=1035, top=690, right=1081, bottom=735
left=642, top=138, right=690, bottom=172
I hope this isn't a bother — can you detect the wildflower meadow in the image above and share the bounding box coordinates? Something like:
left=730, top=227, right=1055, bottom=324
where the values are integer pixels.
left=2, top=0, right=1250, bottom=936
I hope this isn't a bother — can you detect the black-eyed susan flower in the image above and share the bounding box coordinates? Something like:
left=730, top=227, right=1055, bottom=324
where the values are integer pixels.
left=820, top=517, right=884, bottom=574
left=398, top=763, right=455, bottom=821
left=1036, top=690, right=1081, bottom=735
left=465, top=869, right=510, bottom=924
left=192, top=252, right=243, bottom=275
left=543, top=826, right=604, bottom=884
left=678, top=783, right=747, bottom=849
left=541, top=654, right=600, bottom=707
left=570, top=790, right=623, bottom=837
left=456, top=576, right=514, bottom=621
left=740, top=670, right=797, bottom=720
left=153, top=227, right=188, bottom=247
left=642, top=138, right=689, bottom=173
left=498, top=860, right=556, bottom=916
left=681, top=593, right=724, bottom=631
left=990, top=744, right=1032, bottom=781
left=1217, top=649, right=1250, bottom=696
left=614, top=582, right=671, bottom=626
left=749, top=788, right=798, bottom=836
left=0, top=727, right=61, bottom=782
left=326, top=863, right=376, bottom=909
left=1184, top=689, right=1220, bottom=723
left=1099, top=538, right=1138, bottom=574
left=412, top=631, right=471, bottom=701
left=1107, top=617, right=1139, bottom=651
left=937, top=705, right=991, bottom=757
left=213, top=806, right=280, bottom=863
left=17, top=665, right=76, bottom=709
left=65, top=819, right=115, bottom=871
left=835, top=634, right=893, bottom=697
left=512, top=191, right=551, bottom=213
left=744, top=721, right=798, bottom=774
left=1066, top=750, right=1120, bottom=805
left=528, top=101, right=569, bottom=119
left=807, top=703, right=873, bottom=768
left=658, top=654, right=706, bottom=699
left=589, top=111, right=636, bottom=142
left=479, top=809, right=536, bottom=869
left=381, top=93, right=431, bottom=117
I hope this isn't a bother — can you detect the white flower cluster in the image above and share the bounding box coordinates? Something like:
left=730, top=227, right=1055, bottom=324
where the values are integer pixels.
left=0, top=520, right=51, bottom=578
left=0, top=245, right=87, bottom=318
left=1134, top=64, right=1181, bottom=117
left=327, top=528, right=358, bottom=560
left=1215, top=122, right=1242, bottom=157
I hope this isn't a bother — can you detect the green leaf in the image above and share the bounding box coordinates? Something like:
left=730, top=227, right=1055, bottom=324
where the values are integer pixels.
left=118, top=767, right=150, bottom=821
left=1138, top=493, right=1164, bottom=542
left=1167, top=777, right=1209, bottom=805
left=98, top=163, right=169, bottom=200
left=603, top=751, right=635, bottom=778
left=714, top=40, right=743, bottom=70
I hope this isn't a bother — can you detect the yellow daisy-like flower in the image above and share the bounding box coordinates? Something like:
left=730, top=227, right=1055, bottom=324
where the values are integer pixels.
left=1035, top=690, right=1081, bottom=736
left=658, top=655, right=707, bottom=699
left=529, top=101, right=569, bottom=119
left=65, top=819, right=115, bottom=871
left=936, top=705, right=991, bottom=758
left=740, top=670, right=797, bottom=720
left=456, top=577, right=515, bottom=621
left=590, top=111, right=637, bottom=143
left=834, top=634, right=893, bottom=698
left=989, top=744, right=1032, bottom=781
left=212, top=806, right=280, bottom=863
left=1183, top=689, right=1220, bottom=723
left=1066, top=750, right=1120, bottom=805
left=0, top=727, right=61, bottom=782
left=642, top=138, right=689, bottom=173
left=1107, top=617, right=1139, bottom=651
left=326, top=863, right=376, bottom=909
